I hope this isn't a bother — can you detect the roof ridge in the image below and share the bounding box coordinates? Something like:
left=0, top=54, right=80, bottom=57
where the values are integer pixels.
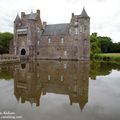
left=46, top=23, right=69, bottom=26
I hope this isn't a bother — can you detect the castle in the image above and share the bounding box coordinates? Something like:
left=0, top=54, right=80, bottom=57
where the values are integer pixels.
left=10, top=8, right=90, bottom=60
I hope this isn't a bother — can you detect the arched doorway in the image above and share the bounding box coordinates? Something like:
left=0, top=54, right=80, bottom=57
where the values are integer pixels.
left=21, top=49, right=26, bottom=55
left=21, top=63, right=26, bottom=69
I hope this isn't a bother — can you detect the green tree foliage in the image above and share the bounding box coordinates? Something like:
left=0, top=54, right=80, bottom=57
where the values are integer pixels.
left=98, top=36, right=112, bottom=53
left=110, top=42, right=120, bottom=53
left=90, top=33, right=101, bottom=58
left=90, top=32, right=120, bottom=54
left=89, top=61, right=120, bottom=80
left=0, top=67, right=13, bottom=80
left=0, top=32, right=13, bottom=54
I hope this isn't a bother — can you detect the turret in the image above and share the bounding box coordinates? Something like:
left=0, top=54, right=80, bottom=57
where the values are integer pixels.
left=69, top=8, right=90, bottom=60
left=80, top=8, right=90, bottom=18
left=14, top=14, right=21, bottom=23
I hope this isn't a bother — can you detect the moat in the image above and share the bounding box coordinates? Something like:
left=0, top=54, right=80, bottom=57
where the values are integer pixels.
left=0, top=60, right=120, bottom=120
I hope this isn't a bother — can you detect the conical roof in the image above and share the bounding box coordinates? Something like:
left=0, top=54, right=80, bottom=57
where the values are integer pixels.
left=14, top=14, right=21, bottom=22
left=80, top=8, right=89, bottom=18
left=79, top=98, right=88, bottom=111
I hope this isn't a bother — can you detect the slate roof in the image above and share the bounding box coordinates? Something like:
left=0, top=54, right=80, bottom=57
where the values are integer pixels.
left=14, top=14, right=21, bottom=22
left=80, top=8, right=89, bottom=18
left=42, top=23, right=70, bottom=36
left=23, top=12, right=38, bottom=20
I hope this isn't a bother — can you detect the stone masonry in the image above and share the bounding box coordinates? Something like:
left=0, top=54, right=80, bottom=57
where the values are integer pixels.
left=10, top=8, right=90, bottom=60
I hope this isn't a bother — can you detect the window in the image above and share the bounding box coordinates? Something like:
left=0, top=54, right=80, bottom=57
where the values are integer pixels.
left=18, top=23, right=21, bottom=26
left=37, top=52, right=39, bottom=55
left=48, top=37, right=51, bottom=43
left=80, top=25, right=84, bottom=33
left=61, top=75, right=63, bottom=82
left=74, top=22, right=78, bottom=25
left=61, top=37, right=64, bottom=44
left=17, top=28, right=27, bottom=32
left=75, top=28, right=79, bottom=34
left=48, top=75, right=51, bottom=80
left=64, top=64, right=67, bottom=69
left=80, top=27, right=83, bottom=32
left=69, top=28, right=71, bottom=34
left=37, top=41, right=40, bottom=45
left=84, top=25, right=87, bottom=31
left=64, top=51, right=67, bottom=56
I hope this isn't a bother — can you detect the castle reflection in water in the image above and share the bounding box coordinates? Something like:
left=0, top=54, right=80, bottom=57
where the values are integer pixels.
left=14, top=61, right=89, bottom=110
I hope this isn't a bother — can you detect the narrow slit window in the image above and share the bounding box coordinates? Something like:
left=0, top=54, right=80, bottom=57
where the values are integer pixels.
left=61, top=37, right=64, bottom=44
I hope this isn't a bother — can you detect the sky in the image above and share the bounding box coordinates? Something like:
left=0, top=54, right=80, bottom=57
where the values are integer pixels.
left=0, top=0, right=120, bottom=42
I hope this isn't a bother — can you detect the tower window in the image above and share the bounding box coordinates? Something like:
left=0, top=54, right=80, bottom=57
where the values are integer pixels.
left=84, top=25, right=87, bottom=31
left=74, top=22, right=78, bottom=25
left=75, top=28, right=79, bottom=34
left=48, top=37, right=51, bottom=43
left=69, top=28, right=71, bottom=34
left=80, top=27, right=83, bottom=32
left=18, top=23, right=21, bottom=26
left=61, top=37, right=64, bottom=44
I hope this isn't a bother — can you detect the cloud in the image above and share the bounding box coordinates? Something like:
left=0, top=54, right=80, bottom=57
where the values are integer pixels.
left=64, top=0, right=81, bottom=3
left=91, top=0, right=107, bottom=2
left=0, top=0, right=120, bottom=42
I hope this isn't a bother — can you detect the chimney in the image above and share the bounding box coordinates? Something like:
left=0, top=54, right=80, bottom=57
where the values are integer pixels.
left=43, top=21, right=47, bottom=29
left=37, top=9, right=40, bottom=17
left=72, top=13, right=74, bottom=17
left=21, top=12, right=25, bottom=18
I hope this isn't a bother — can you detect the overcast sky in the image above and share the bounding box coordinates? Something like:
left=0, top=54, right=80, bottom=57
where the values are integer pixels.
left=0, top=0, right=120, bottom=42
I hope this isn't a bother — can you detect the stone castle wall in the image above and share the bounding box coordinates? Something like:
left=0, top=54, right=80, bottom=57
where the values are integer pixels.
left=11, top=8, right=90, bottom=60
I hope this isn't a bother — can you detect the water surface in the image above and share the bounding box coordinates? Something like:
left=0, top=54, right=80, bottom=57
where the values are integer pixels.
left=0, top=61, right=120, bottom=120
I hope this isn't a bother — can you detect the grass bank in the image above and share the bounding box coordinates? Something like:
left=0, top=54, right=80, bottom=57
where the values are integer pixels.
left=93, top=53, right=120, bottom=62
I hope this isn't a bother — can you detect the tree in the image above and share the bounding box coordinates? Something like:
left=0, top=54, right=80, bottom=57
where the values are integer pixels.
left=110, top=42, right=120, bottom=53
left=0, top=32, right=13, bottom=54
left=90, top=33, right=101, bottom=58
left=98, top=36, right=112, bottom=53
